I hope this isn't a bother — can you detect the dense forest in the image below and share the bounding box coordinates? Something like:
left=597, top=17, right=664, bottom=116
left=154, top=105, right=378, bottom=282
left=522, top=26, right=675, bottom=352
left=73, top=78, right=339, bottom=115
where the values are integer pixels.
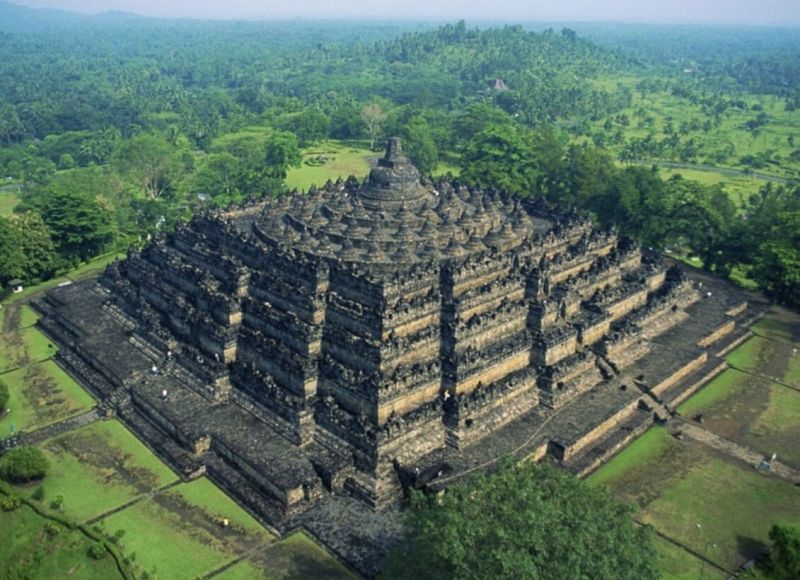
left=0, top=2, right=798, bottom=306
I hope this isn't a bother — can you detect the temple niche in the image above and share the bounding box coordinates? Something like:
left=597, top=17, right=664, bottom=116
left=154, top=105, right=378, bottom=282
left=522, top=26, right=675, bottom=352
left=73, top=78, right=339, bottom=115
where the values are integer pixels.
left=35, top=138, right=755, bottom=573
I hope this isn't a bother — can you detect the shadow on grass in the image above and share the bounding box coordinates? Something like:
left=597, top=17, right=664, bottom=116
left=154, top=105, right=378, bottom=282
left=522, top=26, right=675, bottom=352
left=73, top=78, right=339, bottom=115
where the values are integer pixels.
left=736, top=534, right=768, bottom=562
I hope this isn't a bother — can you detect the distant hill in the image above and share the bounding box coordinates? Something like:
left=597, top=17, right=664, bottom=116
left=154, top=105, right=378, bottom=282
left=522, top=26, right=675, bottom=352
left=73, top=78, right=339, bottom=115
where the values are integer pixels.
left=0, top=1, right=142, bottom=33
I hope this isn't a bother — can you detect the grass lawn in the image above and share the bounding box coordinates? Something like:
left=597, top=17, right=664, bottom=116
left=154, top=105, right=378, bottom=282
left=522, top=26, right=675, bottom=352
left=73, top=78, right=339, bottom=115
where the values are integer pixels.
left=752, top=316, right=797, bottom=343
left=249, top=532, right=358, bottom=580
left=19, top=304, right=40, bottom=328
left=100, top=498, right=226, bottom=579
left=101, top=479, right=272, bottom=580
left=286, top=141, right=375, bottom=192
left=0, top=189, right=20, bottom=216
left=593, top=426, right=800, bottom=572
left=640, top=455, right=800, bottom=571
left=658, top=167, right=765, bottom=208
left=67, top=252, right=124, bottom=281
left=0, top=504, right=121, bottom=579
left=677, top=369, right=749, bottom=416
left=432, top=160, right=461, bottom=177
left=23, top=420, right=177, bottom=522
left=588, top=426, right=674, bottom=486
left=678, top=368, right=800, bottom=469
left=726, top=334, right=800, bottom=389
left=2, top=277, right=71, bottom=306
left=655, top=535, right=726, bottom=580
left=0, top=252, right=120, bottom=309
left=726, top=336, right=772, bottom=373
left=0, top=326, right=58, bottom=372
left=214, top=559, right=269, bottom=580
left=586, top=85, right=800, bottom=181
left=169, top=477, right=274, bottom=537
left=0, top=360, right=95, bottom=434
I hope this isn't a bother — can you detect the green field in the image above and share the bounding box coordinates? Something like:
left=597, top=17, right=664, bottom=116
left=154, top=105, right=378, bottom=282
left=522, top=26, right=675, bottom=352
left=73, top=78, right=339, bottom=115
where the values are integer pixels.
left=286, top=141, right=375, bottom=192
left=678, top=369, right=800, bottom=468
left=592, top=426, right=800, bottom=573
left=0, top=325, right=58, bottom=372
left=726, top=335, right=800, bottom=388
left=752, top=315, right=797, bottom=342
left=0, top=189, right=21, bottom=216
left=0, top=360, right=95, bottom=434
left=656, top=167, right=769, bottom=208
left=592, top=311, right=800, bottom=576
left=0, top=504, right=120, bottom=580
left=29, top=420, right=178, bottom=522
left=655, top=535, right=725, bottom=580
left=169, top=477, right=270, bottom=536
left=215, top=559, right=270, bottom=580
left=589, top=425, right=675, bottom=487
left=101, top=478, right=274, bottom=580
left=587, top=85, right=800, bottom=182
left=19, top=304, right=40, bottom=328
left=642, top=455, right=800, bottom=570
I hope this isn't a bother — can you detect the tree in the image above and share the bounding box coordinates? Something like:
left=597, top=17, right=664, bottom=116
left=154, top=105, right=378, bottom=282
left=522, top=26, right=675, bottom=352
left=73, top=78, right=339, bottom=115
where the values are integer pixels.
left=559, top=143, right=614, bottom=208
left=590, top=166, right=672, bottom=250
left=330, top=103, right=365, bottom=140
left=400, top=116, right=438, bottom=174
left=113, top=133, right=184, bottom=199
left=0, top=446, right=49, bottom=484
left=767, top=524, right=800, bottom=580
left=10, top=212, right=56, bottom=282
left=26, top=174, right=115, bottom=262
left=382, top=461, right=658, bottom=580
left=749, top=208, right=800, bottom=306
left=264, top=131, right=302, bottom=183
left=192, top=152, right=242, bottom=204
left=460, top=124, right=540, bottom=197
left=361, top=102, right=389, bottom=150
left=277, top=108, right=330, bottom=146
left=452, top=103, right=515, bottom=147
left=0, top=216, right=25, bottom=286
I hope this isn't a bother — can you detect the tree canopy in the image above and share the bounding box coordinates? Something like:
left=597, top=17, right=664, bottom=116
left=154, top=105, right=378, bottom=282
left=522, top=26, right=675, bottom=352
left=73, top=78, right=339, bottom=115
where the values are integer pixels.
left=767, top=524, right=800, bottom=580
left=382, top=461, right=658, bottom=580
left=0, top=446, right=49, bottom=484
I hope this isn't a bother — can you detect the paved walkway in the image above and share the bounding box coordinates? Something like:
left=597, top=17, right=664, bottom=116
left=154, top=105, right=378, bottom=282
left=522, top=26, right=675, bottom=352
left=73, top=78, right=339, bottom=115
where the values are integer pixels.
left=20, top=408, right=103, bottom=446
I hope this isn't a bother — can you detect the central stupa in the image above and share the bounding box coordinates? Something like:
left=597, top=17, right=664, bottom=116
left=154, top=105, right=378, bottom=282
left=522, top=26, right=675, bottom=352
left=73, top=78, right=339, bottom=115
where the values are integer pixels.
left=252, top=136, right=551, bottom=266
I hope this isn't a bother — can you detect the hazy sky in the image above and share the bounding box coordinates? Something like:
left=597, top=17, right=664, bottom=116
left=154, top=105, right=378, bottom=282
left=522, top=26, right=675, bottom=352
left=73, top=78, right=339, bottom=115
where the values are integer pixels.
left=15, top=0, right=800, bottom=26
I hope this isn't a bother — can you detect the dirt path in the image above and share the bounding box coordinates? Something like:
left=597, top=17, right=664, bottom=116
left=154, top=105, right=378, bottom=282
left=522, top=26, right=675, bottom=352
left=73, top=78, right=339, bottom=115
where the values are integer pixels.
left=675, top=420, right=800, bottom=483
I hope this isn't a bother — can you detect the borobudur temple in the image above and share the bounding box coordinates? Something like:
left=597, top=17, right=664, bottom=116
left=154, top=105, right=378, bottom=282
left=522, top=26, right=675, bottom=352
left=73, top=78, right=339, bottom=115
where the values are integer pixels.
left=34, top=138, right=759, bottom=573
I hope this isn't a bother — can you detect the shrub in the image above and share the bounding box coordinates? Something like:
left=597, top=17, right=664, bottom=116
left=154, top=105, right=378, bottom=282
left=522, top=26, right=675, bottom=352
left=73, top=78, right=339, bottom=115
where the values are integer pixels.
left=87, top=542, right=106, bottom=560
left=768, top=524, right=800, bottom=580
left=1, top=495, right=22, bottom=511
left=32, top=485, right=45, bottom=501
left=49, top=494, right=64, bottom=511
left=0, top=446, right=49, bottom=483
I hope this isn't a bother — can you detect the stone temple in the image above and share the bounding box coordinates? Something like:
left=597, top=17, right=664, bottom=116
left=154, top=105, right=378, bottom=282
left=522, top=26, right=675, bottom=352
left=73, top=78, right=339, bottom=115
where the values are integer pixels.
left=35, top=138, right=757, bottom=574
